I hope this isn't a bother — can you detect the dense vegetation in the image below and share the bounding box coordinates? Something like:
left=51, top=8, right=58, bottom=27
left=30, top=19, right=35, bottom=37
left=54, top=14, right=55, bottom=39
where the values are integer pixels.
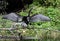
left=0, top=0, right=60, bottom=41
left=20, top=0, right=60, bottom=30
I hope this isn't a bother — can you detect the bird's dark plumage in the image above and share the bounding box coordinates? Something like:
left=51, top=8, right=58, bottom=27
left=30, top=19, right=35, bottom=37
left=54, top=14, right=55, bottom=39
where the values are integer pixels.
left=2, top=8, right=50, bottom=28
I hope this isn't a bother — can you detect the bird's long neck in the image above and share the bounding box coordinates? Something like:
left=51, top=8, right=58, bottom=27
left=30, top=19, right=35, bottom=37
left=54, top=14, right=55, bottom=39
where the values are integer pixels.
left=28, top=8, right=33, bottom=22
left=28, top=8, right=33, bottom=17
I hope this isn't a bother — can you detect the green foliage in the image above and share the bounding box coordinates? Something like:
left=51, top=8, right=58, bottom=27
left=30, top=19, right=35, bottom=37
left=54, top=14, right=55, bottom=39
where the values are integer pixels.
left=45, top=7, right=60, bottom=30
left=19, top=10, right=28, bottom=16
left=33, top=0, right=60, bottom=7
left=0, top=16, right=12, bottom=28
left=0, top=0, right=60, bottom=41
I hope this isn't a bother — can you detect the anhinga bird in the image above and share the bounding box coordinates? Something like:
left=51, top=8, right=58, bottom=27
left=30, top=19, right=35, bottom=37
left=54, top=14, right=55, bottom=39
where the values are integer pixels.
left=2, top=8, right=50, bottom=28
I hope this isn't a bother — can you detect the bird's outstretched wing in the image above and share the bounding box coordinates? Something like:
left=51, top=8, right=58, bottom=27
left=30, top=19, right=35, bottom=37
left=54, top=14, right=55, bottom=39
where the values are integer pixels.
left=30, top=14, right=50, bottom=22
left=2, top=13, right=23, bottom=22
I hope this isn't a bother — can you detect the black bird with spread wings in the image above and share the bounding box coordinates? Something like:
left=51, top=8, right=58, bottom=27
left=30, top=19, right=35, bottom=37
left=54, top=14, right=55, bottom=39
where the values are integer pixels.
left=2, top=8, right=50, bottom=27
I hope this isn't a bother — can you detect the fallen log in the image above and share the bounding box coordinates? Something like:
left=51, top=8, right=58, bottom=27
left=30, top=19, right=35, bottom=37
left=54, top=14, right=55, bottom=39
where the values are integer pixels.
left=0, top=28, right=18, bottom=30
left=0, top=35, right=40, bottom=40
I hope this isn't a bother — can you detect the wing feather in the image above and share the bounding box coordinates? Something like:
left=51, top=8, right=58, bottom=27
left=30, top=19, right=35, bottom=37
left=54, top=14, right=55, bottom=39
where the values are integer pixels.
left=2, top=13, right=23, bottom=22
left=30, top=14, right=50, bottom=22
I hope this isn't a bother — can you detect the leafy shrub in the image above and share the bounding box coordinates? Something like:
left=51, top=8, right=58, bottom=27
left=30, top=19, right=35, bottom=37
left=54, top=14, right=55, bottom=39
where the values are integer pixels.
left=33, top=0, right=60, bottom=7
